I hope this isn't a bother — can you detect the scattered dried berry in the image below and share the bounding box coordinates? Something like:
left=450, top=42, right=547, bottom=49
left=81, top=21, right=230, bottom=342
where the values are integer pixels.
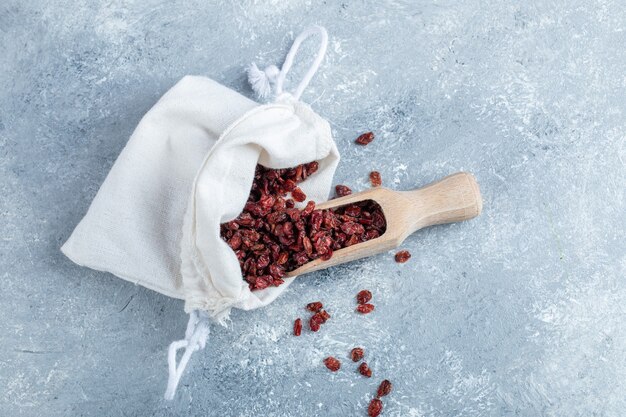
left=293, top=318, right=302, bottom=336
left=306, top=301, right=323, bottom=312
left=310, top=314, right=322, bottom=332
left=356, top=290, right=372, bottom=305
left=335, top=184, right=352, bottom=197
left=355, top=132, right=375, bottom=146
left=220, top=164, right=387, bottom=291
left=395, top=250, right=411, bottom=263
left=368, top=398, right=383, bottom=417
left=356, top=304, right=375, bottom=314
left=323, top=356, right=341, bottom=372
left=358, top=362, right=372, bottom=378
left=318, top=310, right=331, bottom=323
left=369, top=171, right=382, bottom=187
left=350, top=347, right=365, bottom=362
left=376, top=379, right=392, bottom=398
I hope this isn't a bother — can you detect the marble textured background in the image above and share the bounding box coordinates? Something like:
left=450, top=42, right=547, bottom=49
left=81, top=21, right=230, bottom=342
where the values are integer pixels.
left=1, top=1, right=625, bottom=416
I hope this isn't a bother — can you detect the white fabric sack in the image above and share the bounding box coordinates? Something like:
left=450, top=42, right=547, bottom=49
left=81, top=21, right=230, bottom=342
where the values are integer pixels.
left=61, top=26, right=338, bottom=399
left=180, top=91, right=340, bottom=319
left=63, top=74, right=339, bottom=315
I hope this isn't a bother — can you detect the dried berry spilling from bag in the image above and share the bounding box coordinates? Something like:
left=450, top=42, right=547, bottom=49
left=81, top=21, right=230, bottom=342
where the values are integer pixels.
left=221, top=163, right=387, bottom=290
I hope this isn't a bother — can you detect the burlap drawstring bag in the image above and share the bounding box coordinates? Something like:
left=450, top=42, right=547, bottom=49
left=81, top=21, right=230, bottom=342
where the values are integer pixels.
left=61, top=26, right=340, bottom=399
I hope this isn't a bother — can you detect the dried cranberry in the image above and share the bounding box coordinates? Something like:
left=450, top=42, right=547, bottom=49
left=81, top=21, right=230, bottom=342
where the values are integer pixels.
left=293, top=318, right=302, bottom=336
left=358, top=362, right=372, bottom=377
left=340, top=221, right=365, bottom=236
left=355, top=132, right=375, bottom=145
left=302, top=235, right=314, bottom=256
left=291, top=187, right=306, bottom=202
left=276, top=252, right=288, bottom=265
left=306, top=161, right=319, bottom=175
left=345, top=234, right=361, bottom=247
left=256, top=275, right=272, bottom=290
left=350, top=347, right=364, bottom=362
left=344, top=205, right=361, bottom=217
left=365, top=229, right=380, bottom=240
left=272, top=197, right=286, bottom=211
left=323, top=356, right=341, bottom=372
left=310, top=315, right=323, bottom=332
left=306, top=301, right=323, bottom=312
left=376, top=379, right=392, bottom=397
left=368, top=399, right=383, bottom=417
left=227, top=234, right=242, bottom=250
left=395, top=250, right=411, bottom=263
left=294, top=251, right=310, bottom=266
left=322, top=211, right=338, bottom=229
left=319, top=249, right=333, bottom=261
left=283, top=179, right=297, bottom=192
left=335, top=184, right=352, bottom=197
left=356, top=304, right=375, bottom=314
left=372, top=211, right=386, bottom=230
left=257, top=254, right=270, bottom=269
left=269, top=263, right=285, bottom=278
left=356, top=290, right=372, bottom=305
left=369, top=171, right=382, bottom=187
left=301, top=200, right=316, bottom=216
left=318, top=310, right=330, bottom=323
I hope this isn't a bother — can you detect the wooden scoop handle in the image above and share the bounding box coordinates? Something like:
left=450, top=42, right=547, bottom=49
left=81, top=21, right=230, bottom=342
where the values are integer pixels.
left=400, top=172, right=483, bottom=235
left=286, top=172, right=482, bottom=277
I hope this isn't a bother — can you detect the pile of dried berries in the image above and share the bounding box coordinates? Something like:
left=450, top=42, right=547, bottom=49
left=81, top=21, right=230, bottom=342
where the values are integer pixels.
left=220, top=164, right=387, bottom=291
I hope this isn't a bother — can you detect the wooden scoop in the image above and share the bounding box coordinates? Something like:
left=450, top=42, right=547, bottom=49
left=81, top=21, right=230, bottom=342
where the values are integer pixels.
left=286, top=172, right=482, bottom=277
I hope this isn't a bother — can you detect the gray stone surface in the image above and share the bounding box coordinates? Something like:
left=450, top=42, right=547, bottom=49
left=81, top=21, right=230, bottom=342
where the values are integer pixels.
left=1, top=1, right=625, bottom=416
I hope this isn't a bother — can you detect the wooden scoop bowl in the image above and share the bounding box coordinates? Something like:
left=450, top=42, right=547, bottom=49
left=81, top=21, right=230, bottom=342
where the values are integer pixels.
left=286, top=172, right=482, bottom=277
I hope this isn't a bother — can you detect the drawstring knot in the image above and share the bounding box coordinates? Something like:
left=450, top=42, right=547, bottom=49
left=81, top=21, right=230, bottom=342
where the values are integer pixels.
left=248, top=25, right=328, bottom=101
left=247, top=63, right=280, bottom=99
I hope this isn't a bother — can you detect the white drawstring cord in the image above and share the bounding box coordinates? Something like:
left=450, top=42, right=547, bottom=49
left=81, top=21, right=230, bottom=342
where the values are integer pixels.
left=164, top=310, right=210, bottom=400
left=247, top=25, right=328, bottom=100
left=275, top=26, right=328, bottom=100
